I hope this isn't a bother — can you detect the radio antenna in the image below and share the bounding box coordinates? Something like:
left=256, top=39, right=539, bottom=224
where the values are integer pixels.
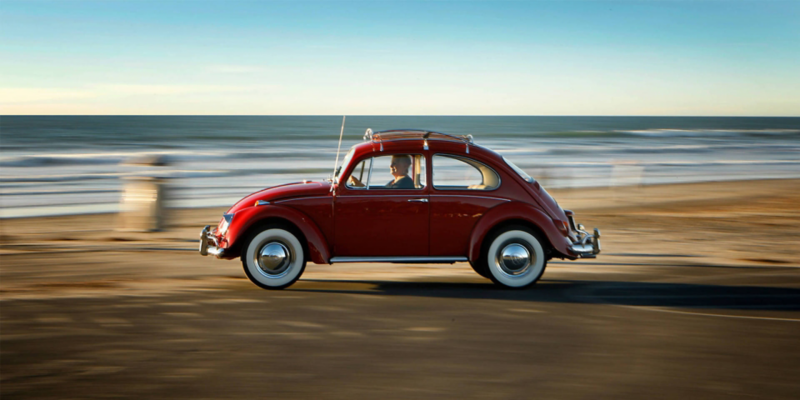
left=332, top=115, right=346, bottom=183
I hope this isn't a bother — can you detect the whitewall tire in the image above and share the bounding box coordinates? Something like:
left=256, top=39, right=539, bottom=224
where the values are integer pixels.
left=242, top=227, right=306, bottom=290
left=485, top=229, right=547, bottom=289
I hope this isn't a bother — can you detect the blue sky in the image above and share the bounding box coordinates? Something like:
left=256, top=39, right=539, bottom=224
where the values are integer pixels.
left=1, top=0, right=798, bottom=115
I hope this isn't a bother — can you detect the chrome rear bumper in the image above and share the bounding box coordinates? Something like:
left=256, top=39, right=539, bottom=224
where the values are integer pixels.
left=567, top=213, right=601, bottom=258
left=199, top=225, right=225, bottom=258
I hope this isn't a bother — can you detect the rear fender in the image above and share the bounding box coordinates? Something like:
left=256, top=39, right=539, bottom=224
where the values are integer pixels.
left=224, top=204, right=330, bottom=264
left=468, top=202, right=572, bottom=262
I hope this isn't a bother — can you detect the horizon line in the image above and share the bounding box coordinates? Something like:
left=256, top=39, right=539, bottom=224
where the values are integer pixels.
left=3, top=114, right=799, bottom=118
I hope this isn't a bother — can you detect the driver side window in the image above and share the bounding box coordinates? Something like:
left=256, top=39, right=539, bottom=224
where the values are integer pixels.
left=345, top=158, right=372, bottom=189
left=345, top=154, right=426, bottom=190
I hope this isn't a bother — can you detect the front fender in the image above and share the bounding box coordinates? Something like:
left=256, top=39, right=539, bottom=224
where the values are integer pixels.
left=468, top=201, right=572, bottom=262
left=224, top=204, right=331, bottom=264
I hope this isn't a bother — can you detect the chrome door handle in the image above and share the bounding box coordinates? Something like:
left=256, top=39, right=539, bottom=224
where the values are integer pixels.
left=408, top=198, right=428, bottom=203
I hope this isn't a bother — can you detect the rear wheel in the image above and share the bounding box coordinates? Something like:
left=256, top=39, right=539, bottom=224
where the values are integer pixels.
left=241, top=226, right=306, bottom=290
left=469, top=260, right=491, bottom=279
left=484, top=226, right=547, bottom=289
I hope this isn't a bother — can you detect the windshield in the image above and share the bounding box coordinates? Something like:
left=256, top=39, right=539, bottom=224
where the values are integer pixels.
left=503, top=156, right=534, bottom=183
left=334, top=147, right=356, bottom=184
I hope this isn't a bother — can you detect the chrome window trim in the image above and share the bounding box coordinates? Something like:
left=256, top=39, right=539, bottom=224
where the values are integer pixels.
left=334, top=146, right=358, bottom=185
left=431, top=153, right=501, bottom=192
left=366, top=156, right=374, bottom=189
left=429, top=194, right=510, bottom=202
left=330, top=256, right=467, bottom=263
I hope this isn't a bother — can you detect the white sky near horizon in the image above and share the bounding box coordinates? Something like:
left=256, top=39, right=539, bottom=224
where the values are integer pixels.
left=1, top=0, right=799, bottom=116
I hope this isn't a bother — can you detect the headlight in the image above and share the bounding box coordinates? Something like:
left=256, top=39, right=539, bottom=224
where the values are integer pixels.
left=218, top=213, right=234, bottom=235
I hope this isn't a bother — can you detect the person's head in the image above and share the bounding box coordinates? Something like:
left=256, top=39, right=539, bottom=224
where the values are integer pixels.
left=390, top=155, right=412, bottom=178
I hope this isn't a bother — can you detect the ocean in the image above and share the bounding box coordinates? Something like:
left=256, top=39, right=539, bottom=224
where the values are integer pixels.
left=1, top=116, right=799, bottom=218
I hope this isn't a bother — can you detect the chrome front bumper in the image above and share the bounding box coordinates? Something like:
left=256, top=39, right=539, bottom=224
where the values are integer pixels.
left=199, top=225, right=225, bottom=258
left=566, top=213, right=601, bottom=258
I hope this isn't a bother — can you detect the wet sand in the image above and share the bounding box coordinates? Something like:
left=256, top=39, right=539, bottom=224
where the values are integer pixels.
left=2, top=179, right=799, bottom=399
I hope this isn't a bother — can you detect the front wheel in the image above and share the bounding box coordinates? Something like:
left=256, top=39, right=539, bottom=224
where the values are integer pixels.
left=242, top=227, right=306, bottom=290
left=485, top=227, right=547, bottom=289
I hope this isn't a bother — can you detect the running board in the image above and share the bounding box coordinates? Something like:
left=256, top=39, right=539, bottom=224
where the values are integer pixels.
left=329, top=256, right=468, bottom=264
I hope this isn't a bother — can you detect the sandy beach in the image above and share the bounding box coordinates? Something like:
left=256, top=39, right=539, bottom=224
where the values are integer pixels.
left=2, top=179, right=799, bottom=398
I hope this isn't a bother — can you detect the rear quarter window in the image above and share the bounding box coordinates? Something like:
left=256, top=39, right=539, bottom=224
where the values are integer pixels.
left=432, top=154, right=500, bottom=190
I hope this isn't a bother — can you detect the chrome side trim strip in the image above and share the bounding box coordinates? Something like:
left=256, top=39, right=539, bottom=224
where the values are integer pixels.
left=429, top=194, right=510, bottom=202
left=336, top=194, right=429, bottom=198
left=329, top=256, right=468, bottom=263
left=274, top=196, right=333, bottom=203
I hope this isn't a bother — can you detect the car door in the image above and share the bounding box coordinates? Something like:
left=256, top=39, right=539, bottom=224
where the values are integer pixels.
left=429, top=154, right=506, bottom=256
left=334, top=154, right=429, bottom=257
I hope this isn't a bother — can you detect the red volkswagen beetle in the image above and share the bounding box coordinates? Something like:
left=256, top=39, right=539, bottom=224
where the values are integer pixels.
left=200, top=129, right=600, bottom=289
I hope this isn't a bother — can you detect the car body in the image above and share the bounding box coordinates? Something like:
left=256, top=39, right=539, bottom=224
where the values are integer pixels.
left=200, top=129, right=600, bottom=289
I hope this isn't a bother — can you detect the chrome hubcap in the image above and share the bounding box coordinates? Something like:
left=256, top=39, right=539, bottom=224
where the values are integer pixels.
left=257, top=242, right=291, bottom=275
left=498, top=243, right=531, bottom=276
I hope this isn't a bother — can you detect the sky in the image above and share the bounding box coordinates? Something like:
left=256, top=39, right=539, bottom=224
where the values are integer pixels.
left=1, top=0, right=798, bottom=116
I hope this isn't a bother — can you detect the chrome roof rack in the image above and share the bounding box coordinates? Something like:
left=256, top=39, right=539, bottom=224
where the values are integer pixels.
left=363, top=128, right=475, bottom=152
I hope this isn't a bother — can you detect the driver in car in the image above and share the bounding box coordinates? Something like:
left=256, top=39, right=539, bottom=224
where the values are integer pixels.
left=385, top=154, right=415, bottom=189
left=347, top=154, right=415, bottom=189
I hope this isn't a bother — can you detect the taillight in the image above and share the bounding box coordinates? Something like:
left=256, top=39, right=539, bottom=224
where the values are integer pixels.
left=555, top=220, right=569, bottom=235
